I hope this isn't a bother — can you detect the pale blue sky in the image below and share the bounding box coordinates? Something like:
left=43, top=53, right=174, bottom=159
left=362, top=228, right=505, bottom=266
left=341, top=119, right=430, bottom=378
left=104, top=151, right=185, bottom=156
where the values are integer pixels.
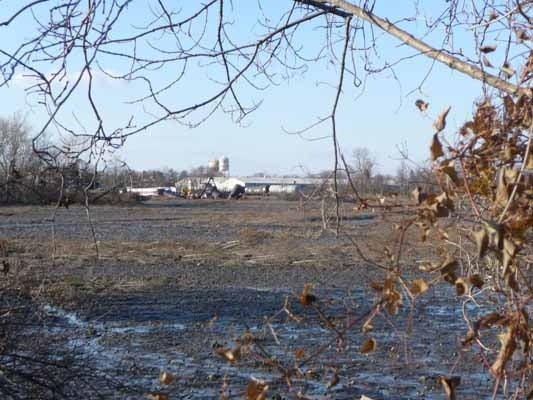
left=0, top=1, right=500, bottom=176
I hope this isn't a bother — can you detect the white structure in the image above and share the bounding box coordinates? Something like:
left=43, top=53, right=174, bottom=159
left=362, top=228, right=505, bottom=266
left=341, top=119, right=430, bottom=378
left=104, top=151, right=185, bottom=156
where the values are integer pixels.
left=219, top=156, right=229, bottom=176
left=175, top=176, right=326, bottom=196
left=240, top=177, right=324, bottom=194
left=125, top=187, right=176, bottom=196
left=208, top=159, right=219, bottom=171
left=212, top=177, right=245, bottom=192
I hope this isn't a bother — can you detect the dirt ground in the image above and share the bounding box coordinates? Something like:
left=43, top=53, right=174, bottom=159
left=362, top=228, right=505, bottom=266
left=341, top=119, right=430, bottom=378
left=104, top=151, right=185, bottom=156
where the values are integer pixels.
left=0, top=198, right=514, bottom=399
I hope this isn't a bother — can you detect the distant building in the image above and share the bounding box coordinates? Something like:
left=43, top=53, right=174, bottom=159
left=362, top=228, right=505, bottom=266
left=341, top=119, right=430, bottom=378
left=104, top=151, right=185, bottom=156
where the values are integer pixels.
left=175, top=176, right=332, bottom=196
left=124, top=186, right=176, bottom=196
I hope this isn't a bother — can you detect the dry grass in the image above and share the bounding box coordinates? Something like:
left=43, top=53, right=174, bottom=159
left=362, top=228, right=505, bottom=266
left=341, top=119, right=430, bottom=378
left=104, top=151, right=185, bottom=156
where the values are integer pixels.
left=0, top=199, right=441, bottom=298
left=0, top=238, right=9, bottom=257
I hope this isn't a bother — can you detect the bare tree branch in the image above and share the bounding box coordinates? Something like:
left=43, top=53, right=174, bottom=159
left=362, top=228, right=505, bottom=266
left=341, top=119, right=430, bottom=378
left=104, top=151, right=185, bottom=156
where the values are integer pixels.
left=298, top=0, right=531, bottom=96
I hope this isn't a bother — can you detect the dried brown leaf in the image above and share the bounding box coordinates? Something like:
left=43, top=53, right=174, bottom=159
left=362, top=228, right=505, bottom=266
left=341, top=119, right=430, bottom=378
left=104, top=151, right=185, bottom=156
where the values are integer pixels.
left=326, top=369, right=339, bottom=389
left=159, top=371, right=176, bottom=385
left=484, top=221, right=503, bottom=250
left=462, top=329, right=476, bottom=347
left=438, top=376, right=461, bottom=400
left=410, top=278, right=429, bottom=296
left=473, top=228, right=489, bottom=258
left=385, top=302, right=400, bottom=315
left=215, top=346, right=241, bottom=363
left=440, top=256, right=458, bottom=284
left=516, top=28, right=530, bottom=43
left=480, top=45, right=497, bottom=53
left=294, top=349, right=305, bottom=359
left=482, top=55, right=493, bottom=68
left=502, top=238, right=517, bottom=273
left=433, top=106, right=451, bottom=133
left=147, top=394, right=169, bottom=400
left=430, top=134, right=444, bottom=160
left=495, top=168, right=510, bottom=209
left=503, top=95, right=515, bottom=116
left=506, top=272, right=519, bottom=292
left=464, top=313, right=506, bottom=346
left=506, top=166, right=519, bottom=182
left=439, top=160, right=460, bottom=186
left=491, top=326, right=517, bottom=377
left=360, top=338, right=377, bottom=354
left=520, top=51, right=533, bottom=81
left=382, top=279, right=402, bottom=315
left=299, top=283, right=316, bottom=306
left=467, top=274, right=484, bottom=289
left=431, top=192, right=454, bottom=217
left=246, top=379, right=269, bottom=400
left=455, top=278, right=468, bottom=296
left=526, top=385, right=533, bottom=400
left=478, top=313, right=506, bottom=329
left=415, top=99, right=429, bottom=111
left=501, top=146, right=515, bottom=162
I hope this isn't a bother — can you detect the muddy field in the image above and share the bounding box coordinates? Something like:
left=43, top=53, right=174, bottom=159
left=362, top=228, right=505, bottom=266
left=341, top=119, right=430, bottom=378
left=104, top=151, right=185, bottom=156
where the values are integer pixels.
left=0, top=199, right=509, bottom=399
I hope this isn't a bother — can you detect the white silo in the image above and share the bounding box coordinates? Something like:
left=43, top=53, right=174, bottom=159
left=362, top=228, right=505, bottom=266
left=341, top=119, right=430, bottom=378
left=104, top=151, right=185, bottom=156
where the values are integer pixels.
left=219, top=156, right=229, bottom=176
left=208, top=158, right=219, bottom=172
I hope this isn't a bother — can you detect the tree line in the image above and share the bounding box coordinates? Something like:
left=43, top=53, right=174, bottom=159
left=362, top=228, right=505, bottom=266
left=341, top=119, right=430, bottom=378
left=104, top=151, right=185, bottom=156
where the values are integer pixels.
left=0, top=116, right=431, bottom=205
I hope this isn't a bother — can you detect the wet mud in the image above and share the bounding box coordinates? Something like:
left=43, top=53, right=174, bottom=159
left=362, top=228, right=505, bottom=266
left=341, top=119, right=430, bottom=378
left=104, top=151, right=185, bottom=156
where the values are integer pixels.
left=41, top=286, right=498, bottom=399
left=1, top=201, right=508, bottom=399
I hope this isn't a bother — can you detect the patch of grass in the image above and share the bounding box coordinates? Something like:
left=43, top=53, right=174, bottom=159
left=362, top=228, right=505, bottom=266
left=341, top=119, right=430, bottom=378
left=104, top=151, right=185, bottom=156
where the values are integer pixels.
left=238, top=228, right=274, bottom=246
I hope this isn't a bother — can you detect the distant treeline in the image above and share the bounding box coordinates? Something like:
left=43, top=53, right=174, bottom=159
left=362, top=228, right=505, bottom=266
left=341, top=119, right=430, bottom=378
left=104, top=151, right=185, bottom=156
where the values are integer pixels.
left=1, top=115, right=433, bottom=205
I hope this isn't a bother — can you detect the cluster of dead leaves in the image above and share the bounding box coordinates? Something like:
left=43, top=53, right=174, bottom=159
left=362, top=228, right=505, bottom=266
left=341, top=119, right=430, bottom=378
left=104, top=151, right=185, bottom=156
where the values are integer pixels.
left=414, top=189, right=455, bottom=220
left=420, top=97, right=531, bottom=288
left=478, top=41, right=533, bottom=81
left=462, top=308, right=531, bottom=379
left=370, top=278, right=402, bottom=315
left=472, top=221, right=522, bottom=291
left=413, top=94, right=533, bottom=391
left=418, top=255, right=486, bottom=298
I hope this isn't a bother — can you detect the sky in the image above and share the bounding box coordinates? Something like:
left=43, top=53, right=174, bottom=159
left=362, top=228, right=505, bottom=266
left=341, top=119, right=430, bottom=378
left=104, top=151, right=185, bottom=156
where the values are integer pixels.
left=0, top=1, right=500, bottom=176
